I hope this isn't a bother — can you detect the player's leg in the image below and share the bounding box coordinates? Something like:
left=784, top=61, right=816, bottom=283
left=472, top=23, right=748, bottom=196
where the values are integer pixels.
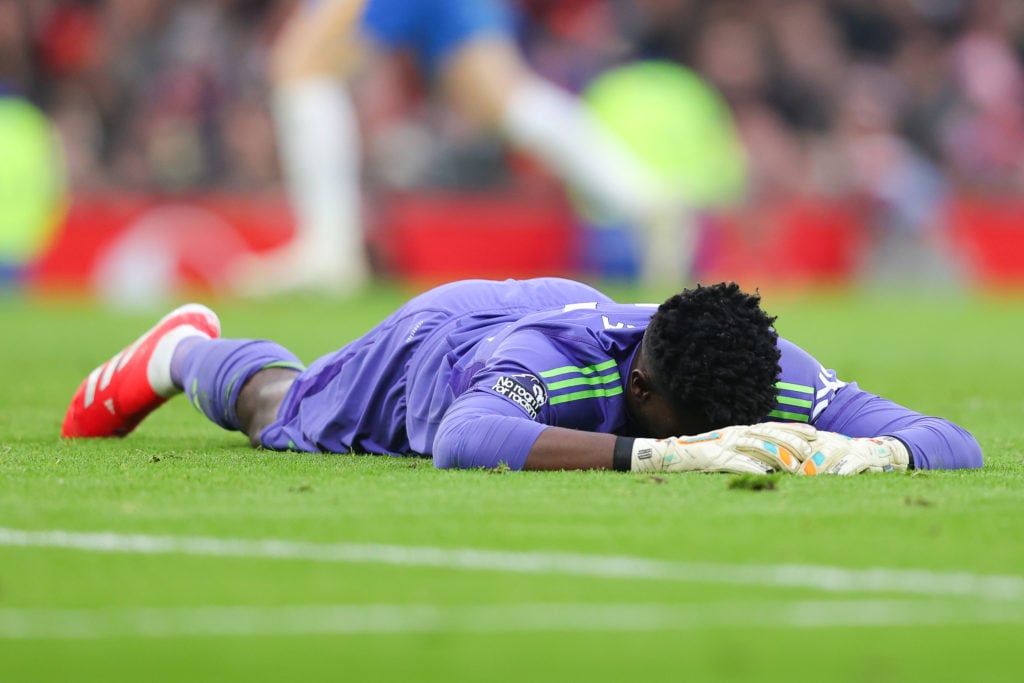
left=62, top=304, right=305, bottom=444
left=62, top=304, right=222, bottom=438
left=174, top=338, right=304, bottom=446
left=437, top=32, right=692, bottom=280
left=442, top=39, right=666, bottom=222
left=232, top=0, right=373, bottom=296
left=234, top=368, right=299, bottom=447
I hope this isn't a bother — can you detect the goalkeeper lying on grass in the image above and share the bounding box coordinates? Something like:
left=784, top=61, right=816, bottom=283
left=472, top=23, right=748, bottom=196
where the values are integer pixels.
left=62, top=278, right=982, bottom=475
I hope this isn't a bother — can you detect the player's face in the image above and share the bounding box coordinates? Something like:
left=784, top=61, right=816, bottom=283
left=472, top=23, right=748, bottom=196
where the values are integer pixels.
left=624, top=361, right=706, bottom=438
left=630, top=393, right=702, bottom=438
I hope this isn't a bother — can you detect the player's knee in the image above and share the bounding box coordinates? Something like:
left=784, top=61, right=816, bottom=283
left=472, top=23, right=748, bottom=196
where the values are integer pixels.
left=269, top=22, right=338, bottom=84
left=271, top=11, right=368, bottom=85
left=237, top=369, right=298, bottom=446
left=442, top=39, right=529, bottom=126
left=269, top=40, right=316, bottom=85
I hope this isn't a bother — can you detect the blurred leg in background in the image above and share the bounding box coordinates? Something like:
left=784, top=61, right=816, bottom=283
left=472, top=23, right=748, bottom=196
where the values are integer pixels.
left=232, top=0, right=683, bottom=297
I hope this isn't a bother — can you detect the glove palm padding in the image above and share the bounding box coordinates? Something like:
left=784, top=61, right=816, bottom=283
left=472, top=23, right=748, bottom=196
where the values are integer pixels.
left=631, top=423, right=818, bottom=474
left=797, top=432, right=910, bottom=475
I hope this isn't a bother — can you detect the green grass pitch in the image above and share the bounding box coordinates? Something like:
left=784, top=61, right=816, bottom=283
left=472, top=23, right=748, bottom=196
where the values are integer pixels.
left=2, top=282, right=1024, bottom=682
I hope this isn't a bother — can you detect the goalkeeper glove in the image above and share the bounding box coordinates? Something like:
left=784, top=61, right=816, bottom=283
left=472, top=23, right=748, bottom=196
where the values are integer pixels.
left=624, top=423, right=817, bottom=474
left=797, top=432, right=910, bottom=475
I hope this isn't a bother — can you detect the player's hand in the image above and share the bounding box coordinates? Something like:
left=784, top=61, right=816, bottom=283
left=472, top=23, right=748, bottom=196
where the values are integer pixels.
left=630, top=423, right=817, bottom=474
left=797, top=431, right=910, bottom=475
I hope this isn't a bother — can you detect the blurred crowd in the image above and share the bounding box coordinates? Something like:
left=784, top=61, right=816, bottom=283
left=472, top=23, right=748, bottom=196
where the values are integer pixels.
left=3, top=0, right=1024, bottom=228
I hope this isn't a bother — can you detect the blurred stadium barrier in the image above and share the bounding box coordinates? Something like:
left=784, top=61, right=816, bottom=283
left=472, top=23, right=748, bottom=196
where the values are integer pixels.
left=947, top=197, right=1024, bottom=287
left=27, top=191, right=1024, bottom=297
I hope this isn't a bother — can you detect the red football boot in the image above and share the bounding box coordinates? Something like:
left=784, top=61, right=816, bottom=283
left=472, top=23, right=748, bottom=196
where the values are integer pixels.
left=61, top=303, right=221, bottom=438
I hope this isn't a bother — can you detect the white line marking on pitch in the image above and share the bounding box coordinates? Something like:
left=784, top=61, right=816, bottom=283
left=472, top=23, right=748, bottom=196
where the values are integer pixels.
left=1, top=527, right=1023, bottom=602
left=1, top=600, right=1022, bottom=639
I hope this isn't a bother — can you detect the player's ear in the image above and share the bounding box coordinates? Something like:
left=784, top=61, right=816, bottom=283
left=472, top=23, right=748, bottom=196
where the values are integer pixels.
left=628, top=368, right=657, bottom=403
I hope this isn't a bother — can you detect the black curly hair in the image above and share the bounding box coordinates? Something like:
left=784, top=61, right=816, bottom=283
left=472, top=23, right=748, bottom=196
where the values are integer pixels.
left=642, top=282, right=781, bottom=431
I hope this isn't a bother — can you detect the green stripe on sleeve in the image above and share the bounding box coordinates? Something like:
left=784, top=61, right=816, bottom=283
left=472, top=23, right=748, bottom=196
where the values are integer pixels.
left=768, top=409, right=810, bottom=422
left=546, top=371, right=621, bottom=391
left=776, top=380, right=814, bottom=394
left=776, top=395, right=813, bottom=409
left=548, top=385, right=624, bottom=405
left=539, top=359, right=618, bottom=379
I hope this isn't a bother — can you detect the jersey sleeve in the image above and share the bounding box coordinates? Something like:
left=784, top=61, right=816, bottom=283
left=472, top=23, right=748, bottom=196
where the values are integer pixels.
left=432, top=330, right=562, bottom=470
left=770, top=339, right=983, bottom=470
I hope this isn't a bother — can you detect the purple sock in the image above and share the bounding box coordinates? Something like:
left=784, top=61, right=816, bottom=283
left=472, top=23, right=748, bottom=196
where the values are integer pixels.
left=173, top=338, right=304, bottom=432
left=170, top=336, right=205, bottom=388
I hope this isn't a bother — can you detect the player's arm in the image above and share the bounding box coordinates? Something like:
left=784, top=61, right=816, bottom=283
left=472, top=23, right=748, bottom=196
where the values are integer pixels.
left=431, top=389, right=619, bottom=470
left=433, top=330, right=815, bottom=472
left=804, top=388, right=982, bottom=473
left=526, top=426, right=812, bottom=473
left=432, top=330, right=604, bottom=470
left=774, top=339, right=983, bottom=474
left=526, top=428, right=616, bottom=470
left=432, top=391, right=610, bottom=470
left=433, top=386, right=814, bottom=473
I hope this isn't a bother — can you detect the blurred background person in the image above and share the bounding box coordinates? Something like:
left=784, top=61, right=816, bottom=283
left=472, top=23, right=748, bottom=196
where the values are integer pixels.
left=237, top=0, right=691, bottom=296
left=7, top=0, right=1024, bottom=297
left=0, top=0, right=66, bottom=286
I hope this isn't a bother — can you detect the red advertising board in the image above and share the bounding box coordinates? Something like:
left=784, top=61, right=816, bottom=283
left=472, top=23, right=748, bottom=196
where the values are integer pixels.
left=26, top=191, right=1024, bottom=298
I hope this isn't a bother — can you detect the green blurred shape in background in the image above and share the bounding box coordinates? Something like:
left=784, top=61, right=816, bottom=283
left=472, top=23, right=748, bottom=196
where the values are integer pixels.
left=585, top=60, right=748, bottom=209
left=0, top=96, right=66, bottom=269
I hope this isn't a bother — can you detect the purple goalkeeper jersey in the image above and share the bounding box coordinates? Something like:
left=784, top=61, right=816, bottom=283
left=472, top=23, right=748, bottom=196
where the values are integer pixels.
left=260, top=278, right=981, bottom=471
